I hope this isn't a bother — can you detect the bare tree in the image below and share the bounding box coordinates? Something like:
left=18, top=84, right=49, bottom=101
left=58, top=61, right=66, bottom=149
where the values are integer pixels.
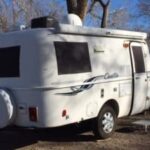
left=89, top=0, right=110, bottom=28
left=0, top=0, right=9, bottom=31
left=98, top=0, right=110, bottom=28
left=138, top=0, right=150, bottom=18
left=132, top=0, right=150, bottom=31
left=48, top=0, right=65, bottom=19
left=66, top=0, right=77, bottom=14
left=15, top=0, right=43, bottom=25
left=0, top=0, right=54, bottom=32
left=108, top=8, right=130, bottom=29
left=66, top=0, right=111, bottom=26
left=66, top=0, right=88, bottom=20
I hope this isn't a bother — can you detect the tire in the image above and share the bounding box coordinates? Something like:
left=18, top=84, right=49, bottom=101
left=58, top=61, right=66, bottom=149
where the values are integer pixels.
left=93, top=105, right=117, bottom=139
left=0, top=89, right=16, bottom=129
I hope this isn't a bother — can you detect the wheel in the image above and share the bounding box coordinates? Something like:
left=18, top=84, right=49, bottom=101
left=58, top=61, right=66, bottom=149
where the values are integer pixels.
left=0, top=89, right=16, bottom=129
left=93, top=105, right=117, bottom=139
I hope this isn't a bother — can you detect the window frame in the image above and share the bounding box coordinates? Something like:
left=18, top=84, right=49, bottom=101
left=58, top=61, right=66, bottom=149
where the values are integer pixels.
left=0, top=46, right=20, bottom=78
left=132, top=46, right=145, bottom=74
left=54, top=41, right=92, bottom=75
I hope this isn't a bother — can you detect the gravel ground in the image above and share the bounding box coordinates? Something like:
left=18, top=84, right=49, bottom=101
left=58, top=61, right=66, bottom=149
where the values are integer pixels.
left=0, top=113, right=150, bottom=150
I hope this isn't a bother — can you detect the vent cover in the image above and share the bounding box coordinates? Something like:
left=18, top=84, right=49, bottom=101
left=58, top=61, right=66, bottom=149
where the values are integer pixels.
left=31, top=16, right=58, bottom=28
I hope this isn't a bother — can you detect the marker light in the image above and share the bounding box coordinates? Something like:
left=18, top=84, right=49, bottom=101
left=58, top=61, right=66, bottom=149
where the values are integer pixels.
left=62, top=109, right=67, bottom=117
left=29, top=107, right=38, bottom=122
left=123, top=43, right=129, bottom=48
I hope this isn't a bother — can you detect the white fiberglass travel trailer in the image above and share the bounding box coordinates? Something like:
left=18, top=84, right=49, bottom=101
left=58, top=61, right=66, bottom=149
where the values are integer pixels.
left=0, top=15, right=150, bottom=139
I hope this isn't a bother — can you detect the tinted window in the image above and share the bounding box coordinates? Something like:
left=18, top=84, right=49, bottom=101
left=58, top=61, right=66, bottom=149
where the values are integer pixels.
left=0, top=46, right=20, bottom=77
left=54, top=42, right=91, bottom=75
left=132, top=46, right=145, bottom=73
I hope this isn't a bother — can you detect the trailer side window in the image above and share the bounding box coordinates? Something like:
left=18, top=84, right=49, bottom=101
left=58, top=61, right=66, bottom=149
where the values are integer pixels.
left=54, top=42, right=91, bottom=75
left=132, top=46, right=145, bottom=73
left=0, top=46, right=20, bottom=77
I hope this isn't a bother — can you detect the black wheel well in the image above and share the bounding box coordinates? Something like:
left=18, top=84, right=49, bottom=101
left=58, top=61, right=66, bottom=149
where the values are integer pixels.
left=102, top=100, right=119, bottom=117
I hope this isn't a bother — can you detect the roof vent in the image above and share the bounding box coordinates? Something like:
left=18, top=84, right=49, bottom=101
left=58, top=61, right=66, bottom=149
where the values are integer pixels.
left=31, top=16, right=58, bottom=28
left=61, top=14, right=82, bottom=26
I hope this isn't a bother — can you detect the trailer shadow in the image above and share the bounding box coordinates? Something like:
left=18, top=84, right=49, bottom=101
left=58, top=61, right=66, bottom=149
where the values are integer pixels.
left=1, top=115, right=149, bottom=150
left=0, top=122, right=97, bottom=150
left=116, top=115, right=150, bottom=134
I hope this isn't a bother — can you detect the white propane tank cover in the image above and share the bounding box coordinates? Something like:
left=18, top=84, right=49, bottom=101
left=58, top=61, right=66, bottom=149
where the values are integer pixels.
left=0, top=89, right=15, bottom=128
left=62, top=14, right=83, bottom=26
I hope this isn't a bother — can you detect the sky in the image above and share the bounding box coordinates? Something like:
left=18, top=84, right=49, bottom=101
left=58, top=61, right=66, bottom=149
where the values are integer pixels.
left=58, top=0, right=139, bottom=13
left=4, top=0, right=148, bottom=31
left=55, top=0, right=140, bottom=27
left=5, top=0, right=139, bottom=16
left=42, top=0, right=138, bottom=15
left=110, top=0, right=137, bottom=9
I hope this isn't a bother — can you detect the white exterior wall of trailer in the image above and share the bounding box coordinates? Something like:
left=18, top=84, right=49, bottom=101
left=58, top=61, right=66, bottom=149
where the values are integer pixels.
left=0, top=29, right=57, bottom=127
left=0, top=25, right=149, bottom=131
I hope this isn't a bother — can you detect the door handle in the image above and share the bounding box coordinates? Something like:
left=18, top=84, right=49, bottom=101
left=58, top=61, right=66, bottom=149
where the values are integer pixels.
left=135, top=77, right=140, bottom=80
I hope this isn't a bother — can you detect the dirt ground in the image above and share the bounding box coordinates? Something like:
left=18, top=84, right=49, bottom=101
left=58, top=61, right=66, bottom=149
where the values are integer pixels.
left=0, top=113, right=150, bottom=150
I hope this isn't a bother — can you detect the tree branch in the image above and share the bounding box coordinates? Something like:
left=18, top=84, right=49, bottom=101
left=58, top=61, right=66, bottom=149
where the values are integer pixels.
left=98, top=0, right=111, bottom=28
left=77, top=0, right=88, bottom=20
left=88, top=0, right=97, bottom=13
left=98, top=0, right=110, bottom=7
left=66, top=0, right=77, bottom=14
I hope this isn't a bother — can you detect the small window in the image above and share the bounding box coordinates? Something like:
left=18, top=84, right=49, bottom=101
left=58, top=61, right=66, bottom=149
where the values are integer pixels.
left=54, top=42, right=92, bottom=75
left=132, top=46, right=145, bottom=73
left=0, top=46, right=20, bottom=77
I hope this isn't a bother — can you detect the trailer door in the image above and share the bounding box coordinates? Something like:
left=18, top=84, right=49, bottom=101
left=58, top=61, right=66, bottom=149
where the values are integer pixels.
left=130, top=42, right=148, bottom=115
